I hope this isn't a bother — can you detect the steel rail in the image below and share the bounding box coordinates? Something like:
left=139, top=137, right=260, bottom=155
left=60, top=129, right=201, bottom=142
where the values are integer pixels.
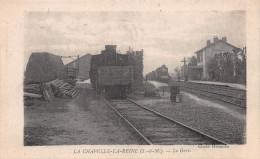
left=126, top=98, right=228, bottom=145
left=181, top=86, right=246, bottom=108
left=181, top=84, right=246, bottom=100
left=202, top=85, right=246, bottom=93
left=186, top=81, right=246, bottom=92
left=103, top=98, right=153, bottom=145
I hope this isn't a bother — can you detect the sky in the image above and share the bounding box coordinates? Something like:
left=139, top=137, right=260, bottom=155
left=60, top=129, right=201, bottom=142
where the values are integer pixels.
left=24, top=11, right=246, bottom=74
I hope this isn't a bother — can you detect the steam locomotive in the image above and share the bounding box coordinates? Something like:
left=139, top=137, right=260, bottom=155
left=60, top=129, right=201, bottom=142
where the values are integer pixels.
left=145, top=65, right=171, bottom=83
left=89, top=45, right=133, bottom=99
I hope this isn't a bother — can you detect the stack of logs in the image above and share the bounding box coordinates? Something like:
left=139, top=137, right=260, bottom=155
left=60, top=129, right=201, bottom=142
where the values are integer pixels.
left=24, top=79, right=78, bottom=101
left=24, top=84, right=42, bottom=99
left=50, top=79, right=78, bottom=98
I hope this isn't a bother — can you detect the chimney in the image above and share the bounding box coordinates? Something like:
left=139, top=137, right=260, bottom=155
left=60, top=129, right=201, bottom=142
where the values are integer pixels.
left=213, top=36, right=219, bottom=43
left=222, top=36, right=227, bottom=42
left=207, top=40, right=211, bottom=46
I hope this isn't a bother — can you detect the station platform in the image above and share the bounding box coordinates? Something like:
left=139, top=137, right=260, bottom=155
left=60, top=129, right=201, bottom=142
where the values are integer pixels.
left=181, top=80, right=246, bottom=90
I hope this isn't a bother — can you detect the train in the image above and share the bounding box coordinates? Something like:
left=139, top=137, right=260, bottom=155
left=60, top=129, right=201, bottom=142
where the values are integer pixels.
left=89, top=45, right=133, bottom=99
left=145, top=65, right=171, bottom=83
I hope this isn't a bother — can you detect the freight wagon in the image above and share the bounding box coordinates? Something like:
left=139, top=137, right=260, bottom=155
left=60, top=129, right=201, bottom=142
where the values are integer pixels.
left=89, top=45, right=133, bottom=99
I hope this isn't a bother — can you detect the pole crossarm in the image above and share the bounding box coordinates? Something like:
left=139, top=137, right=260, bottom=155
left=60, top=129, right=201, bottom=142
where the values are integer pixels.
left=181, top=57, right=187, bottom=66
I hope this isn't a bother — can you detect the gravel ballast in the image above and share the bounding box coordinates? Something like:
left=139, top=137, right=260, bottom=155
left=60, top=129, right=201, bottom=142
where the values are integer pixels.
left=132, top=91, right=246, bottom=144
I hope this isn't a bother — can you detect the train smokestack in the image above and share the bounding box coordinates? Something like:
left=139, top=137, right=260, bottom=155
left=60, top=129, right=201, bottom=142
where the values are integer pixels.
left=105, top=45, right=117, bottom=52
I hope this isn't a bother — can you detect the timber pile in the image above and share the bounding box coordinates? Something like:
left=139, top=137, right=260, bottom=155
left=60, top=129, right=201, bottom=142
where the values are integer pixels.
left=50, top=79, right=78, bottom=98
left=24, top=79, right=78, bottom=101
left=24, top=84, right=41, bottom=94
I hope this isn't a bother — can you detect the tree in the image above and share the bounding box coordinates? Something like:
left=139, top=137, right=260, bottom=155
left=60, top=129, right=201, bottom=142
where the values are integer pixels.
left=206, top=47, right=246, bottom=84
left=188, top=56, right=197, bottom=67
left=222, top=52, right=234, bottom=82
left=174, top=67, right=181, bottom=77
left=207, top=55, right=219, bottom=80
left=236, top=47, right=246, bottom=84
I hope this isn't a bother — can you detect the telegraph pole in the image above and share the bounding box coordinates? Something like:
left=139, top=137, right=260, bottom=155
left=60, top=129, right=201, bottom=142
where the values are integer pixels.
left=181, top=57, right=187, bottom=77
left=77, top=55, right=80, bottom=79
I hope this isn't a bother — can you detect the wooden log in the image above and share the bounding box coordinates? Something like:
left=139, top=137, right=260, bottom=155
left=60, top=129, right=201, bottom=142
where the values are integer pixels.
left=61, top=90, right=69, bottom=94
left=71, top=93, right=78, bottom=98
left=26, top=84, right=39, bottom=86
left=24, top=86, right=41, bottom=94
left=65, top=90, right=75, bottom=96
left=52, top=80, right=62, bottom=85
left=24, top=85, right=40, bottom=88
left=25, top=85, right=38, bottom=88
left=62, top=83, right=70, bottom=87
left=71, top=90, right=77, bottom=96
left=24, top=87, right=39, bottom=90
left=67, top=91, right=75, bottom=97
left=56, top=82, right=65, bottom=87
left=50, top=79, right=59, bottom=83
left=59, top=88, right=71, bottom=92
left=24, top=88, right=40, bottom=92
left=53, top=80, right=63, bottom=85
left=40, top=83, right=52, bottom=102
left=61, top=86, right=72, bottom=89
left=65, top=89, right=74, bottom=95
left=24, top=92, right=42, bottom=98
left=47, top=79, right=58, bottom=85
left=53, top=80, right=62, bottom=86
left=25, top=86, right=37, bottom=89
left=59, top=83, right=68, bottom=88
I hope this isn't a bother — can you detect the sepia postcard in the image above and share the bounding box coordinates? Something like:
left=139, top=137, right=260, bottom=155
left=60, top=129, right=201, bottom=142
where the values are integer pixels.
left=0, top=0, right=259, bottom=159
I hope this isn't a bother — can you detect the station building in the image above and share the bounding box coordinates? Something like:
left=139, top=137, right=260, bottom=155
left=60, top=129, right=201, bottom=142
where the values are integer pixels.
left=190, top=36, right=239, bottom=80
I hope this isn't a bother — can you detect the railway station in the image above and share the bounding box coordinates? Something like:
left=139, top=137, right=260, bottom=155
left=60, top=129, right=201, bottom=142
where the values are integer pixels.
left=20, top=9, right=248, bottom=148
left=24, top=44, right=246, bottom=146
left=2, top=2, right=260, bottom=158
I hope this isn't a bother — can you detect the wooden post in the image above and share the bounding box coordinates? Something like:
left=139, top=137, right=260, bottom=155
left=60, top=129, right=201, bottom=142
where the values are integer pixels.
left=67, top=65, right=68, bottom=79
left=77, top=55, right=80, bottom=79
left=163, top=87, right=164, bottom=96
left=181, top=57, right=187, bottom=77
left=131, top=66, right=133, bottom=93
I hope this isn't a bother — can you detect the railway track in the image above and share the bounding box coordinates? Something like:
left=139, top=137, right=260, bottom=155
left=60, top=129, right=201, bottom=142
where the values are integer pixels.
left=168, top=81, right=246, bottom=108
left=187, top=81, right=246, bottom=92
left=180, top=85, right=246, bottom=108
left=104, top=98, right=227, bottom=145
left=185, top=82, right=246, bottom=98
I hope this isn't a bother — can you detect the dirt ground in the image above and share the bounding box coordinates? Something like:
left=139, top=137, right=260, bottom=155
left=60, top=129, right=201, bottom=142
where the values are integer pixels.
left=24, top=83, right=147, bottom=145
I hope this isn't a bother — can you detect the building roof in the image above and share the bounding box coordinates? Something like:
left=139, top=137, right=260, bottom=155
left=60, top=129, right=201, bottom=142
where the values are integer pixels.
left=194, top=40, right=239, bottom=54
left=65, top=53, right=92, bottom=66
